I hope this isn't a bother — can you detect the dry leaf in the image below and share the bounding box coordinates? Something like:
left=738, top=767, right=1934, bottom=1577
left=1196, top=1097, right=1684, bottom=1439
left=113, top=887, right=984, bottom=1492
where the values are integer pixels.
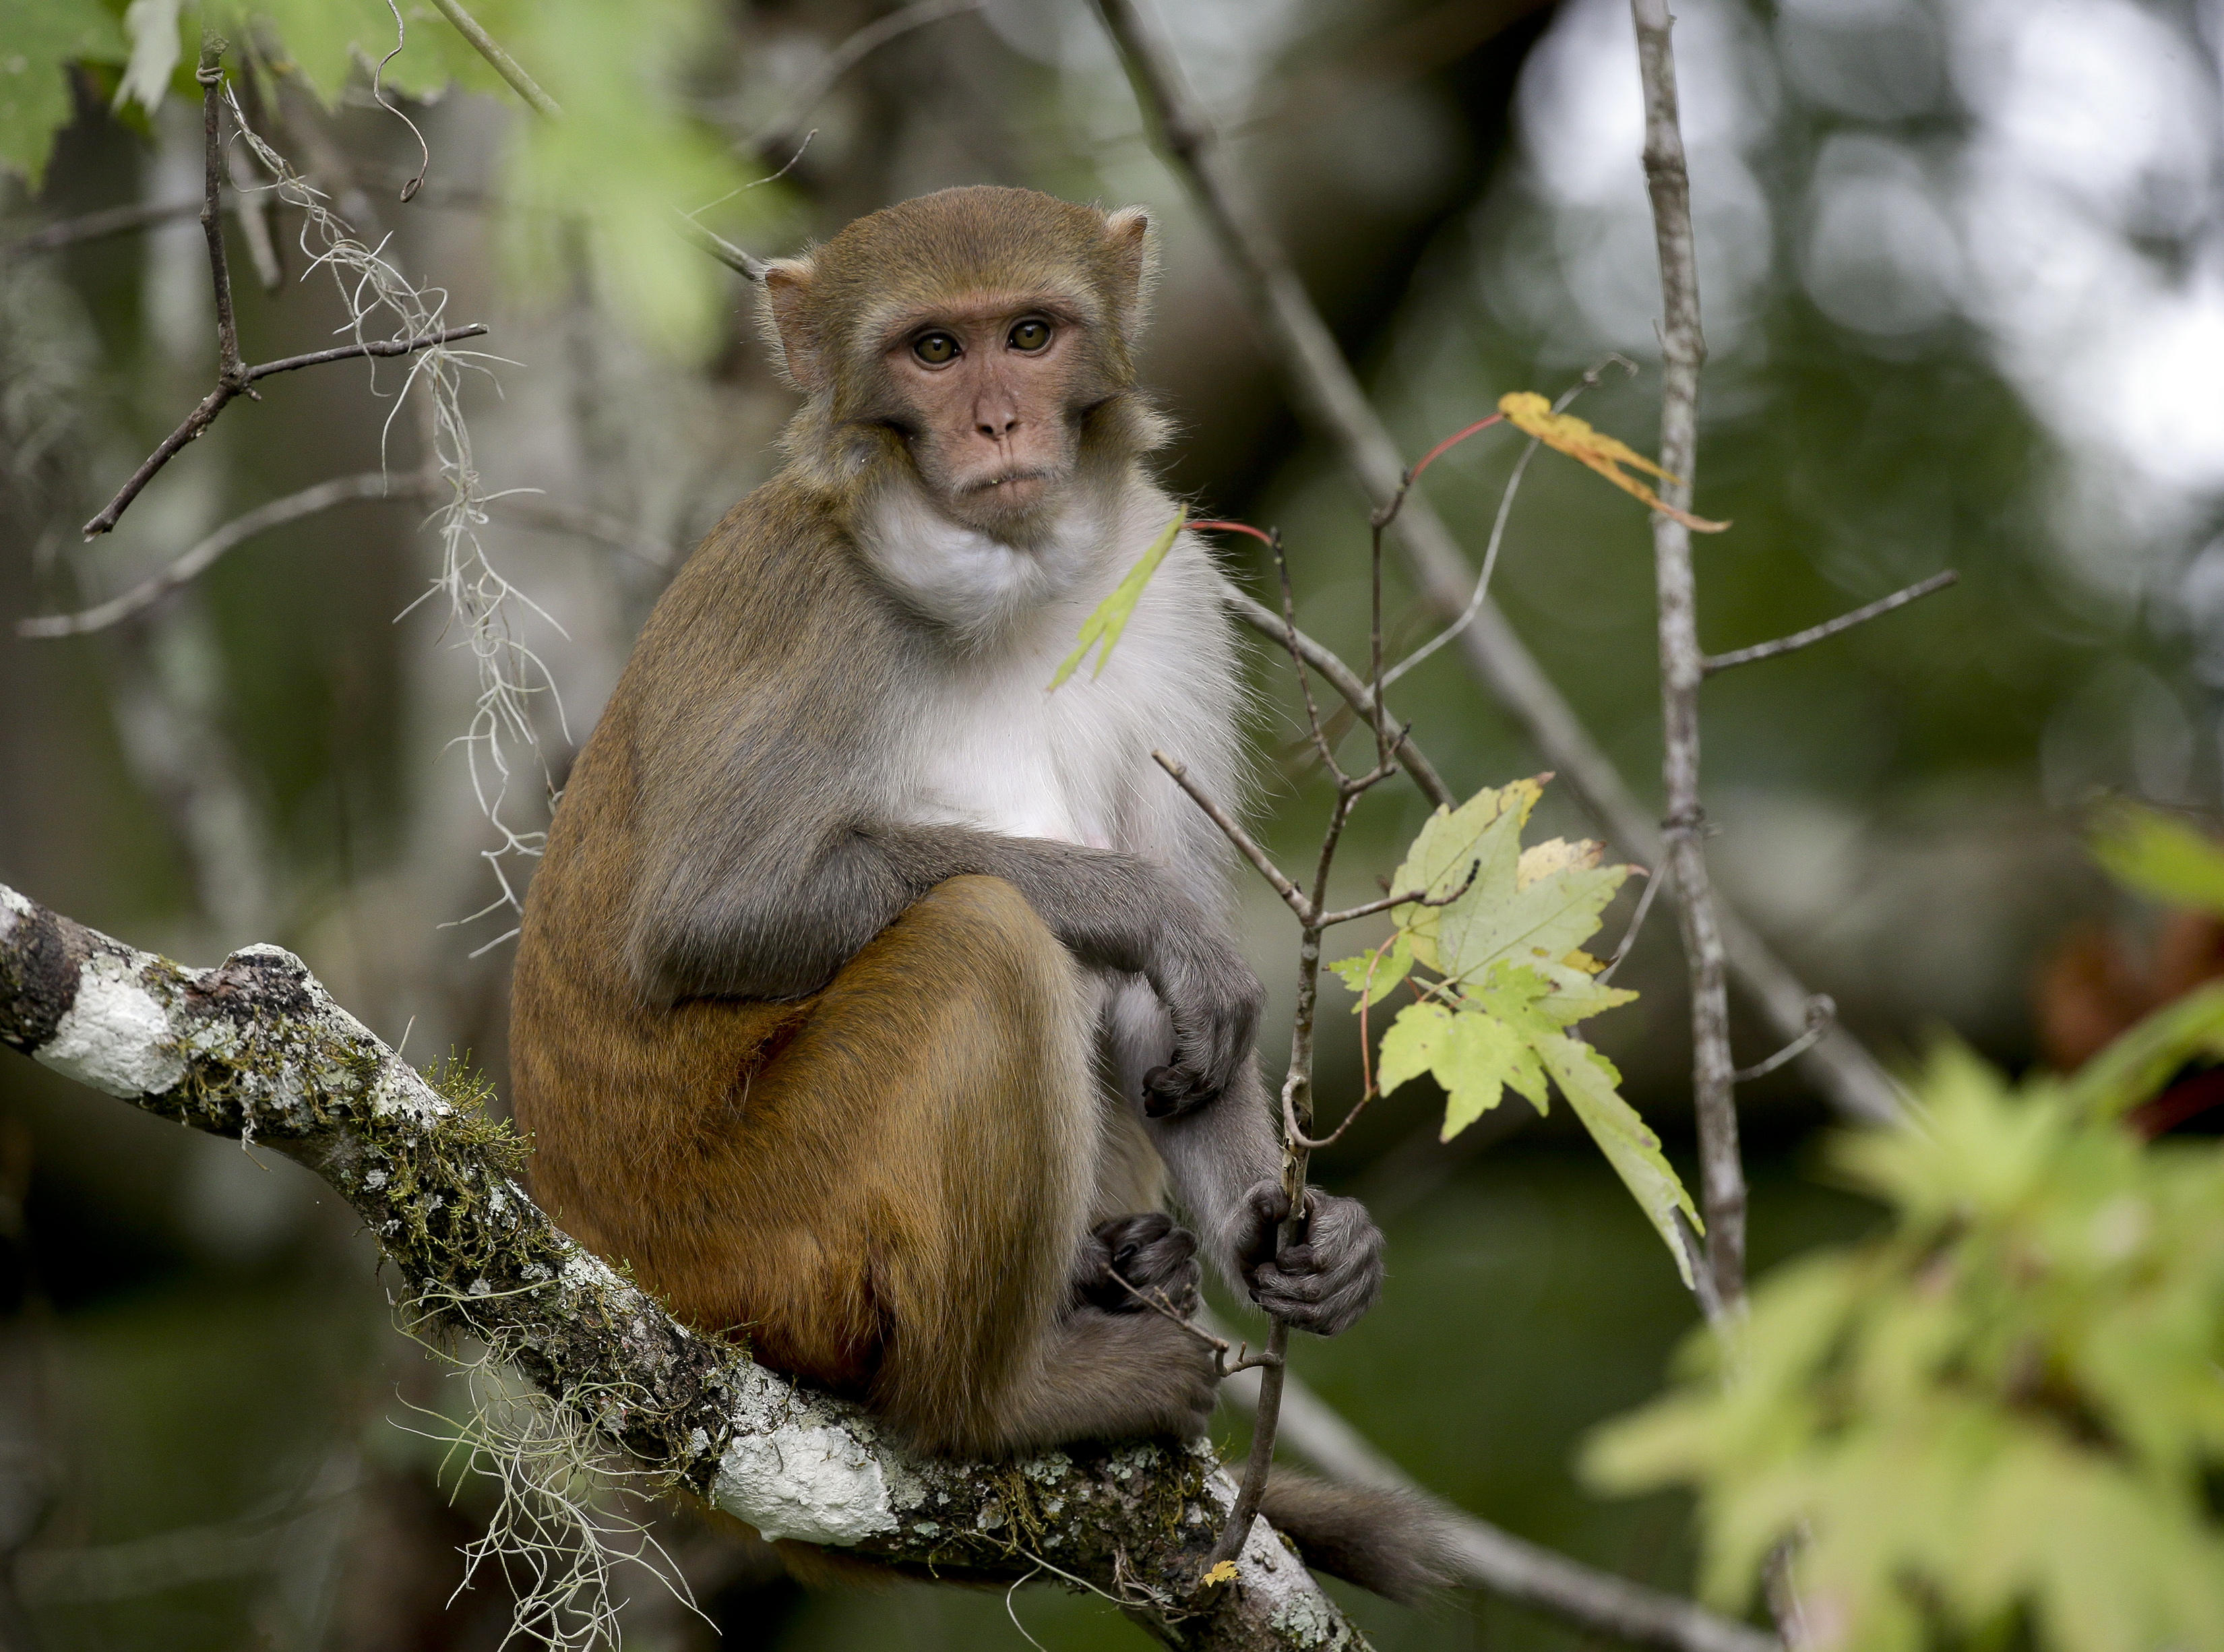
left=1497, top=391, right=1729, bottom=533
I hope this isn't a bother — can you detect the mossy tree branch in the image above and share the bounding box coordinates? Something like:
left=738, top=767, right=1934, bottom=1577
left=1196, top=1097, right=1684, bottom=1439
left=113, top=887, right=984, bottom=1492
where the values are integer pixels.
left=0, top=880, right=1362, bottom=1652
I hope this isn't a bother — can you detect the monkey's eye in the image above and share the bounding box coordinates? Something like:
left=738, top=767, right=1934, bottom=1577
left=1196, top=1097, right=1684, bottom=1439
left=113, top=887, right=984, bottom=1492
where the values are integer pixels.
left=913, top=332, right=960, bottom=365
left=1008, top=318, right=1053, bottom=353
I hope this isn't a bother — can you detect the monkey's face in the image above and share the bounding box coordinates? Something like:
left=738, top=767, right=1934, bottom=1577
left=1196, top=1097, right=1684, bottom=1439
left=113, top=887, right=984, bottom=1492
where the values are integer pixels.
left=871, top=294, right=1099, bottom=539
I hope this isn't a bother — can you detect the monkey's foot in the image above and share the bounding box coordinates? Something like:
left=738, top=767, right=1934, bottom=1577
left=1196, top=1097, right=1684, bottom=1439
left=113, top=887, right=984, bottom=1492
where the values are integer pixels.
left=1072, top=1212, right=1201, bottom=1316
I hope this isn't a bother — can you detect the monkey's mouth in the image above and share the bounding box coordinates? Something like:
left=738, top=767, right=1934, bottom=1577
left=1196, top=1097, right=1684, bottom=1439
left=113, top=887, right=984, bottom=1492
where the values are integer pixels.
left=960, top=466, right=1054, bottom=499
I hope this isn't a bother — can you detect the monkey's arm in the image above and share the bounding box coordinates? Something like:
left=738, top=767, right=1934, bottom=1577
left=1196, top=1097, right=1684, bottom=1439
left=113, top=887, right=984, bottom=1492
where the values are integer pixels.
left=629, top=819, right=1264, bottom=1100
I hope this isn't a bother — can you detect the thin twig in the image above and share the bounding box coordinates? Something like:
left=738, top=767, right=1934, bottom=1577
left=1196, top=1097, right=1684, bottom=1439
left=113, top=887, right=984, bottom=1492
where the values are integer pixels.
left=1733, top=996, right=1835, bottom=1084
left=1384, top=357, right=1636, bottom=690
left=1095, top=0, right=1904, bottom=1128
left=29, top=475, right=400, bottom=638
left=245, top=326, right=489, bottom=380
left=1105, top=1270, right=1277, bottom=1379
left=673, top=212, right=769, bottom=280
left=1702, top=572, right=1958, bottom=674
left=1632, top=0, right=1745, bottom=1318
left=1269, top=530, right=1342, bottom=780
left=1152, top=752, right=1311, bottom=921
left=426, top=0, right=562, bottom=117
left=1316, top=857, right=1478, bottom=927
left=78, top=326, right=487, bottom=539
left=4, top=197, right=206, bottom=253
left=745, top=0, right=985, bottom=152
left=197, top=39, right=246, bottom=388
left=1214, top=578, right=1452, bottom=806
left=1597, top=868, right=1661, bottom=986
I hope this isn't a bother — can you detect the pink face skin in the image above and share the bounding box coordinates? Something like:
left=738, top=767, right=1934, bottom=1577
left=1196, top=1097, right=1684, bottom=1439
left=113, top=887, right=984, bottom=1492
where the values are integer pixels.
left=878, top=295, right=1092, bottom=538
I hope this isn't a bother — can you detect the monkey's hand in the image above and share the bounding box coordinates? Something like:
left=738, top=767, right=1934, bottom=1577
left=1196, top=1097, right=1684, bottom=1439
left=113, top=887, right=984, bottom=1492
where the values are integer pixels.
left=1231, top=1183, right=1384, bottom=1337
left=1139, top=927, right=1263, bottom=1117
left=1072, top=1213, right=1202, bottom=1316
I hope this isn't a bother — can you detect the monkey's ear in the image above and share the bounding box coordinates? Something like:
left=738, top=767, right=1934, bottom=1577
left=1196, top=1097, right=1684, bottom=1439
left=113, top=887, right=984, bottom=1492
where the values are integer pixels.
left=1102, top=206, right=1156, bottom=344
left=757, top=256, right=826, bottom=393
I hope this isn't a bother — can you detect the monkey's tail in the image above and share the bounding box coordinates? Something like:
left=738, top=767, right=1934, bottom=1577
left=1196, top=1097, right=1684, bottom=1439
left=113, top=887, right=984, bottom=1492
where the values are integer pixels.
left=1258, top=1469, right=1468, bottom=1604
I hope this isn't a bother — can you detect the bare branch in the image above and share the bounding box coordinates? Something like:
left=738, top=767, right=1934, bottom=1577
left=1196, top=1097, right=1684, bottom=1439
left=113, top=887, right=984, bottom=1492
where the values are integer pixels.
left=1105, top=1271, right=1276, bottom=1380
left=196, top=38, right=246, bottom=386
left=1316, top=857, right=1478, bottom=927
left=1212, top=1334, right=1781, bottom=1652
left=1096, top=0, right=1903, bottom=1127
left=243, top=325, right=489, bottom=381
left=4, top=197, right=206, bottom=254
left=426, top=0, right=563, bottom=117
left=672, top=212, right=768, bottom=280
left=1733, top=996, right=1836, bottom=1085
left=1632, top=0, right=1745, bottom=1316
left=29, top=475, right=401, bottom=638
left=1702, top=571, right=1958, bottom=675
left=1215, top=577, right=1454, bottom=807
left=78, top=326, right=489, bottom=540
left=1383, top=357, right=1636, bottom=690
left=1598, top=868, right=1661, bottom=986
left=28, top=471, right=666, bottom=641
left=0, top=882, right=1364, bottom=1652
left=1152, top=752, right=1313, bottom=923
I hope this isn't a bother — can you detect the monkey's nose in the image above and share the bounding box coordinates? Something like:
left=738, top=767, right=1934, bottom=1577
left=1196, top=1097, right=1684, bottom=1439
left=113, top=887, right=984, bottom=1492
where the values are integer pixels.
left=977, top=415, right=1020, bottom=440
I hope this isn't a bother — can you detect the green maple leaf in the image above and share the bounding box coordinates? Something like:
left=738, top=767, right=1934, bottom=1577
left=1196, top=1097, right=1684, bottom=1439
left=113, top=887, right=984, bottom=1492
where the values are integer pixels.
left=1435, top=832, right=1636, bottom=987
left=1342, top=778, right=1673, bottom=1273
left=1386, top=778, right=1539, bottom=971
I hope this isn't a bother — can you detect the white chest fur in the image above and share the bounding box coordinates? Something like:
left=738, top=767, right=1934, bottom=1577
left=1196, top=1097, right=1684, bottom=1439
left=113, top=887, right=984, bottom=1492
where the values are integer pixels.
left=863, top=482, right=1240, bottom=863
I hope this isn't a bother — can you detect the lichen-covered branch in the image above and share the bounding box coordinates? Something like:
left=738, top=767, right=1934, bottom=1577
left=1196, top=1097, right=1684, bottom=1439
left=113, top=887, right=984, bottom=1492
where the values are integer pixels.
left=0, top=881, right=1360, bottom=1652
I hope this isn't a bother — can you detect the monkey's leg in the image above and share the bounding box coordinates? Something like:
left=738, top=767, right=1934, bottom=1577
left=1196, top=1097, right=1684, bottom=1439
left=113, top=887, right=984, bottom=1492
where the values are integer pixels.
left=727, top=876, right=1209, bottom=1457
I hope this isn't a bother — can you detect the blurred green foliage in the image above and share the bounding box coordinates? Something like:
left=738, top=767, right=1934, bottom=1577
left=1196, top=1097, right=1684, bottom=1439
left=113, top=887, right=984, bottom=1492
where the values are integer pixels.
left=5, top=0, right=778, bottom=354
left=1586, top=1018, right=2224, bottom=1647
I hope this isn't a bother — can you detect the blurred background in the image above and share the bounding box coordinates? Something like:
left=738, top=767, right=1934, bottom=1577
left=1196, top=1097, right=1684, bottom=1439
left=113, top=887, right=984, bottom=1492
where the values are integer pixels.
left=3, top=0, right=2222, bottom=1646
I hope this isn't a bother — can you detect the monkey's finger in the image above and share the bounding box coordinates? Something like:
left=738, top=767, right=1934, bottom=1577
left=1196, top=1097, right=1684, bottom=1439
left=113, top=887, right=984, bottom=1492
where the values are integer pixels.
left=1233, top=1184, right=1293, bottom=1273
left=1141, top=1064, right=1212, bottom=1118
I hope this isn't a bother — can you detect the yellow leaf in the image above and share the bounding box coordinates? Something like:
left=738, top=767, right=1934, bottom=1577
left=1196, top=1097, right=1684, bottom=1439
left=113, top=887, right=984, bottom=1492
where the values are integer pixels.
left=1200, top=1560, right=1239, bottom=1587
left=1497, top=392, right=1729, bottom=534
left=1047, top=509, right=1187, bottom=690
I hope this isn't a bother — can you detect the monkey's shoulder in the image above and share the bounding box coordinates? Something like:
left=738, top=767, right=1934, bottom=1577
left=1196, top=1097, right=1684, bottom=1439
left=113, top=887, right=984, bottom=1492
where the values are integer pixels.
left=649, top=477, right=884, bottom=644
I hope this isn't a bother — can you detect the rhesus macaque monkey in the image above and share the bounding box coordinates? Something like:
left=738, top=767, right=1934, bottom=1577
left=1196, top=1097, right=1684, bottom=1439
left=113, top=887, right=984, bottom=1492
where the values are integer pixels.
left=513, top=187, right=1439, bottom=1592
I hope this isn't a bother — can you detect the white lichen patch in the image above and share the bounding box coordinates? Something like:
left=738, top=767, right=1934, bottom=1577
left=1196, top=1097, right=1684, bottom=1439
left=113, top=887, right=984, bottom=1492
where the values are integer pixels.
left=713, top=1421, right=898, bottom=1545
left=1235, top=1516, right=1347, bottom=1648
left=34, top=953, right=185, bottom=1099
left=1020, top=1450, right=1072, bottom=1484
left=0, top=884, right=30, bottom=924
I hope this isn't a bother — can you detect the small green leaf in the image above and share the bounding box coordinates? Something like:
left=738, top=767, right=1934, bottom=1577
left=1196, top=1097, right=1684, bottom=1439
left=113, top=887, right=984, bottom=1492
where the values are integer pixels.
left=1537, top=1033, right=1700, bottom=1285
left=1328, top=932, right=1413, bottom=1008
left=1435, top=1005, right=1544, bottom=1136
left=1375, top=1000, right=1452, bottom=1097
left=1047, top=509, right=1186, bottom=690
left=2091, top=800, right=2224, bottom=915
left=1387, top=779, right=1539, bottom=970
